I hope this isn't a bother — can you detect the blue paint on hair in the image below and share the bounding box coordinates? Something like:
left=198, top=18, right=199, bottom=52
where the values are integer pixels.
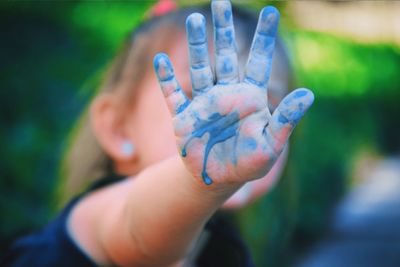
left=181, top=112, right=240, bottom=185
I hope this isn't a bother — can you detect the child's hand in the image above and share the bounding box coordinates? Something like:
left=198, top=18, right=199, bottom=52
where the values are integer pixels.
left=154, top=0, right=314, bottom=187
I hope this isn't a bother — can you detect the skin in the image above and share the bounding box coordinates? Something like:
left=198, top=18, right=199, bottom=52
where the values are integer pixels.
left=154, top=2, right=314, bottom=188
left=68, top=1, right=314, bottom=266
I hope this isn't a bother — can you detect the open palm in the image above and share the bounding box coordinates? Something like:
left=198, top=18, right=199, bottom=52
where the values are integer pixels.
left=154, top=0, right=314, bottom=186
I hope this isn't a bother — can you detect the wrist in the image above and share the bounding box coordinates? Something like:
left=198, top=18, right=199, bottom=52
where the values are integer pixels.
left=174, top=155, right=243, bottom=202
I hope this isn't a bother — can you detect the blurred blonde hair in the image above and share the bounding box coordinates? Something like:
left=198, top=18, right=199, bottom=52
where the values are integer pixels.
left=58, top=5, right=292, bottom=206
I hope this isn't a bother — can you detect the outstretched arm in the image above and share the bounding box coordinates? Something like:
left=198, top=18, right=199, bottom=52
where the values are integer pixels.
left=68, top=1, right=314, bottom=267
left=68, top=156, right=239, bottom=267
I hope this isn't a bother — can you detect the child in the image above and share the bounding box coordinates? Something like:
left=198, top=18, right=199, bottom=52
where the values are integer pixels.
left=2, top=1, right=314, bottom=266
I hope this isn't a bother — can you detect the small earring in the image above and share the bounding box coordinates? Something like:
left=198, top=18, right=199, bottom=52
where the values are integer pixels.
left=121, top=141, right=135, bottom=156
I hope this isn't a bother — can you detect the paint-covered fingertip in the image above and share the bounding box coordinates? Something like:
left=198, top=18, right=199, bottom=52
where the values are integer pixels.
left=261, top=6, right=280, bottom=18
left=153, top=52, right=170, bottom=69
left=211, top=0, right=231, bottom=5
left=259, top=6, right=280, bottom=35
left=186, top=12, right=205, bottom=26
left=276, top=88, right=314, bottom=126
left=153, top=53, right=174, bottom=81
left=211, top=0, right=233, bottom=28
left=186, top=13, right=207, bottom=44
left=292, top=88, right=315, bottom=107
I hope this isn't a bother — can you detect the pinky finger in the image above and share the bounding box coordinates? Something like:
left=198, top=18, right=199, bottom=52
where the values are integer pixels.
left=153, top=53, right=191, bottom=116
left=265, top=88, right=314, bottom=154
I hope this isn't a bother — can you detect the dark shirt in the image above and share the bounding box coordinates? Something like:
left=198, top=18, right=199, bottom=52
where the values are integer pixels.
left=1, top=175, right=255, bottom=267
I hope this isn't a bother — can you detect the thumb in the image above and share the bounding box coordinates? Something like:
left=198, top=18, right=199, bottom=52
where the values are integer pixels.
left=265, top=88, right=314, bottom=153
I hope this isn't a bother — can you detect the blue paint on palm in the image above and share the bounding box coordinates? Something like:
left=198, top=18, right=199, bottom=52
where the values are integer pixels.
left=181, top=112, right=240, bottom=185
left=243, top=137, right=257, bottom=150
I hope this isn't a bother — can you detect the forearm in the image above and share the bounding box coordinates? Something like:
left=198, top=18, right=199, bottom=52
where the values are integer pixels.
left=104, top=155, right=241, bottom=266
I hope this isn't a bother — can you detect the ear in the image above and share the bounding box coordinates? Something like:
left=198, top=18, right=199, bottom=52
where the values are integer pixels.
left=90, top=93, right=136, bottom=162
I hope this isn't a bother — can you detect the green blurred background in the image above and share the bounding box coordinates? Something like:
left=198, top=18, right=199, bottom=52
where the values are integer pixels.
left=1, top=1, right=399, bottom=266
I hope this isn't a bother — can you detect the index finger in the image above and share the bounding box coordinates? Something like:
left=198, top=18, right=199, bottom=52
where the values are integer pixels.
left=244, top=6, right=279, bottom=90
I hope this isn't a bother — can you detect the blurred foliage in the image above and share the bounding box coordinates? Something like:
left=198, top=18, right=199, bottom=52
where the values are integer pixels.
left=1, top=1, right=400, bottom=266
left=287, top=31, right=400, bottom=97
left=237, top=32, right=400, bottom=266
